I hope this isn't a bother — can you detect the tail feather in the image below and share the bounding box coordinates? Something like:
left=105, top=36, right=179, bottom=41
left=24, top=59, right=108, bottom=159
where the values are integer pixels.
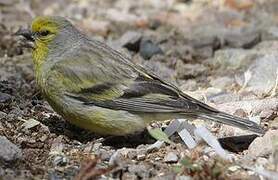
left=199, top=112, right=265, bottom=134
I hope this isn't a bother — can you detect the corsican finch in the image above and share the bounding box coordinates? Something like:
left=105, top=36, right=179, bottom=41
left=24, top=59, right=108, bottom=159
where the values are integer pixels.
left=16, top=16, right=264, bottom=135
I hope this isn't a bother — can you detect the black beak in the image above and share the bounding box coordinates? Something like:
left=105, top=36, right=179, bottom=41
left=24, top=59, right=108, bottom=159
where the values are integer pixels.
left=14, top=28, right=35, bottom=49
left=14, top=28, right=35, bottom=41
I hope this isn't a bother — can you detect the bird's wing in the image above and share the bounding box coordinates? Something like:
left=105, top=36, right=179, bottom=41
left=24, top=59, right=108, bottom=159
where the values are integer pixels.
left=51, top=41, right=218, bottom=114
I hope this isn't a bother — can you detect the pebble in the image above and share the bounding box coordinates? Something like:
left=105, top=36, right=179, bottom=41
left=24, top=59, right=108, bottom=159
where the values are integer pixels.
left=207, top=92, right=241, bottom=106
left=228, top=165, right=241, bottom=172
left=256, top=157, right=269, bottom=166
left=139, top=39, right=163, bottom=60
left=270, top=117, right=278, bottom=129
left=137, top=149, right=147, bottom=161
left=209, top=76, right=234, bottom=90
left=0, top=92, right=12, bottom=103
left=175, top=60, right=207, bottom=79
left=259, top=110, right=275, bottom=120
left=52, top=155, right=68, bottom=167
left=225, top=32, right=260, bottom=48
left=180, top=80, right=198, bottom=91
left=128, top=164, right=150, bottom=179
left=176, top=175, right=192, bottom=180
left=163, top=152, right=179, bottom=163
left=0, top=111, right=7, bottom=118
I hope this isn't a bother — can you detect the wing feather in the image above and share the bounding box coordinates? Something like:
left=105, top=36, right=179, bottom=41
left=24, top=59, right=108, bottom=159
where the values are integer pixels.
left=50, top=41, right=218, bottom=114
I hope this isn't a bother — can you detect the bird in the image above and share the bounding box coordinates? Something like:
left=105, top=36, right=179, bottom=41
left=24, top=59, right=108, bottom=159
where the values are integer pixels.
left=15, top=16, right=264, bottom=136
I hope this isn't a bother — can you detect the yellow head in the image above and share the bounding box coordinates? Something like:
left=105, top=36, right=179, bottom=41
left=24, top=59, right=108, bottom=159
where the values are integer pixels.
left=31, top=16, right=60, bottom=44
left=16, top=16, right=75, bottom=67
left=31, top=16, right=60, bottom=65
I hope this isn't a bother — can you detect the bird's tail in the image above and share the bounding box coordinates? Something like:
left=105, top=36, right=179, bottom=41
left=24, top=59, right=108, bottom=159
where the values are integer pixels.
left=198, top=112, right=265, bottom=134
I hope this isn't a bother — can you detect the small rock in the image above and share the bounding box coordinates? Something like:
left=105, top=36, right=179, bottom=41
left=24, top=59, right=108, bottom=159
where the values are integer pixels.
left=137, top=149, right=147, bottom=161
left=194, top=46, right=214, bottom=59
left=84, top=20, right=110, bottom=37
left=176, top=175, right=192, bottom=180
left=0, top=0, right=15, bottom=6
left=0, top=168, right=16, bottom=180
left=0, top=92, right=12, bottom=103
left=249, top=116, right=261, bottom=124
left=225, top=32, right=260, bottom=48
left=83, top=142, right=93, bottom=154
left=228, top=165, right=241, bottom=172
left=139, top=39, right=163, bottom=60
left=109, top=148, right=137, bottom=165
left=19, top=64, right=34, bottom=82
left=270, top=117, right=278, bottom=129
left=166, top=44, right=194, bottom=62
left=259, top=110, right=276, bottom=120
left=107, top=9, right=139, bottom=24
left=92, top=142, right=102, bottom=152
left=39, top=135, right=48, bottom=142
left=154, top=157, right=162, bottom=161
left=143, top=60, right=175, bottom=81
left=177, top=33, right=219, bottom=59
left=49, top=136, right=65, bottom=156
left=148, top=19, right=161, bottom=30
left=254, top=40, right=278, bottom=51
left=208, top=92, right=241, bottom=104
left=127, top=149, right=137, bottom=159
left=180, top=80, right=198, bottom=91
left=99, top=149, right=114, bottom=161
left=209, top=76, right=234, bottom=90
left=176, top=60, right=207, bottom=79
left=190, top=35, right=220, bottom=51
left=248, top=130, right=278, bottom=157
left=262, top=26, right=278, bottom=41
left=52, top=154, right=68, bottom=167
left=204, top=87, right=223, bottom=97
left=0, top=136, right=22, bottom=162
left=0, top=167, right=4, bottom=177
left=21, top=118, right=41, bottom=130
left=224, top=0, right=254, bottom=10
left=152, top=173, right=176, bottom=180
left=163, top=152, right=178, bottom=163
left=211, top=49, right=254, bottom=70
left=256, top=157, right=268, bottom=166
left=128, top=164, right=150, bottom=179
left=114, top=31, right=142, bottom=52
left=0, top=111, right=7, bottom=118
left=121, top=173, right=138, bottom=180
left=272, top=136, right=278, bottom=167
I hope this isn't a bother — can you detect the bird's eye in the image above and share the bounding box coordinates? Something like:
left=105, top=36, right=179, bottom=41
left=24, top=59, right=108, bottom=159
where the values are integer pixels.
left=39, top=30, right=50, bottom=36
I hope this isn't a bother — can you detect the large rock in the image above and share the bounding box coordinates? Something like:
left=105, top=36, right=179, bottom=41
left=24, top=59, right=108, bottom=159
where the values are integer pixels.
left=0, top=136, right=22, bottom=162
left=244, top=53, right=278, bottom=93
left=212, top=49, right=257, bottom=70
left=248, top=130, right=278, bottom=157
left=211, top=41, right=278, bottom=94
